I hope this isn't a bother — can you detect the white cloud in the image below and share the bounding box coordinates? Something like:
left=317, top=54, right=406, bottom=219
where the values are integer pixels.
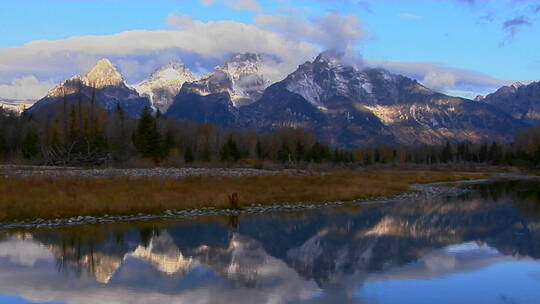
left=0, top=75, right=54, bottom=100
left=0, top=16, right=322, bottom=91
left=0, top=238, right=54, bottom=266
left=0, top=11, right=517, bottom=101
left=367, top=59, right=511, bottom=96
left=255, top=12, right=365, bottom=63
left=423, top=71, right=457, bottom=90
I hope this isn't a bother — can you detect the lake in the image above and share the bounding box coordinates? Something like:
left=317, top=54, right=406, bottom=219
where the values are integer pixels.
left=1, top=180, right=539, bottom=304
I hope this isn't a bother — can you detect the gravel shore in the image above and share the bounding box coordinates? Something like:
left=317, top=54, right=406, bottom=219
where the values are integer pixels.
left=1, top=165, right=308, bottom=179
left=0, top=180, right=473, bottom=230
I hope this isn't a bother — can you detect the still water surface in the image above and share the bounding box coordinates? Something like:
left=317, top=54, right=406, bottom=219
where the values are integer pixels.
left=1, top=180, right=540, bottom=304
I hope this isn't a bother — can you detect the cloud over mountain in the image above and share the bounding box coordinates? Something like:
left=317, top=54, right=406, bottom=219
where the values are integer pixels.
left=0, top=76, right=54, bottom=100
left=367, top=59, right=510, bottom=95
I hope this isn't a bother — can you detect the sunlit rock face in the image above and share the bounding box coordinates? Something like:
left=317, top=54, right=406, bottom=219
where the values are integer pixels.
left=85, top=59, right=124, bottom=89
left=133, top=61, right=197, bottom=113
left=165, top=53, right=271, bottom=126
left=128, top=231, right=196, bottom=275
left=180, top=53, right=269, bottom=107
left=29, top=58, right=151, bottom=117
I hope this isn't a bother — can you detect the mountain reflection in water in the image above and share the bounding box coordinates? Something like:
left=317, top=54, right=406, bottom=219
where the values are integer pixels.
left=1, top=180, right=540, bottom=304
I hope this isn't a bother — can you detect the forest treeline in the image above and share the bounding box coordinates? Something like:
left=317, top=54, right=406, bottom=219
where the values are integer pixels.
left=0, top=100, right=539, bottom=167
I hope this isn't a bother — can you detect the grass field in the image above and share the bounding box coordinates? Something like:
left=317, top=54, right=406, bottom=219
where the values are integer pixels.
left=0, top=169, right=488, bottom=221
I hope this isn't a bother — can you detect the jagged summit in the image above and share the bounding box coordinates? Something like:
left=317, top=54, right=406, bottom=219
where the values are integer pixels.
left=149, top=61, right=194, bottom=80
left=85, top=58, right=124, bottom=88
left=31, top=58, right=150, bottom=117
left=474, top=95, right=485, bottom=102
left=46, top=58, right=124, bottom=97
left=227, top=52, right=263, bottom=63
left=482, top=80, right=540, bottom=124
left=511, top=81, right=525, bottom=89
left=172, top=52, right=270, bottom=108
left=314, top=50, right=345, bottom=64
left=133, top=60, right=197, bottom=112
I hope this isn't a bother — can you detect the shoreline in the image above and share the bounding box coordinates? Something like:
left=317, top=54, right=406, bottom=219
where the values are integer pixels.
left=1, top=167, right=537, bottom=230
left=0, top=178, right=491, bottom=230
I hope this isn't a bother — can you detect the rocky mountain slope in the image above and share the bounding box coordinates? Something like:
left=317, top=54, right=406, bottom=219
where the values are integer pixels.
left=242, top=52, right=525, bottom=147
left=132, top=61, right=197, bottom=113
left=481, top=81, right=540, bottom=125
left=165, top=53, right=270, bottom=124
left=25, top=53, right=532, bottom=147
left=29, top=58, right=151, bottom=117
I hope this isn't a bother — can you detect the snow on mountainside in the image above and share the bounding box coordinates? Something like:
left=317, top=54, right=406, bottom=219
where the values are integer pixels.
left=23, top=52, right=531, bottom=147
left=242, top=51, right=525, bottom=147
left=182, top=53, right=270, bottom=107
left=284, top=51, right=409, bottom=109
left=0, top=99, right=35, bottom=113
left=133, top=62, right=197, bottom=112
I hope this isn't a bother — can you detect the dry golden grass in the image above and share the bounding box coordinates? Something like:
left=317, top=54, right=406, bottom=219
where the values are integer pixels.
left=0, top=169, right=488, bottom=221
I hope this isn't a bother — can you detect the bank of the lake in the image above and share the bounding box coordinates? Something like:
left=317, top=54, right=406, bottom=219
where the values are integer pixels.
left=0, top=168, right=493, bottom=227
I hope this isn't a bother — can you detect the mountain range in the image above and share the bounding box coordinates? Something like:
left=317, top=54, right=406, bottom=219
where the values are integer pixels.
left=27, top=53, right=538, bottom=147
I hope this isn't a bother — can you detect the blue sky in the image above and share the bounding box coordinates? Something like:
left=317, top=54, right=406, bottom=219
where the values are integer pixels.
left=0, top=0, right=538, bottom=100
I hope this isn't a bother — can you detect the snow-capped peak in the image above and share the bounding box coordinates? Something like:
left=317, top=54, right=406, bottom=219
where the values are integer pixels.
left=216, top=52, right=266, bottom=82
left=314, top=50, right=345, bottom=66
left=133, top=61, right=197, bottom=112
left=474, top=95, right=485, bottom=102
left=147, top=61, right=195, bottom=83
left=184, top=52, right=270, bottom=107
left=285, top=52, right=373, bottom=108
left=45, top=58, right=125, bottom=98
left=510, top=82, right=524, bottom=89
left=85, top=58, right=124, bottom=88
left=46, top=75, right=84, bottom=97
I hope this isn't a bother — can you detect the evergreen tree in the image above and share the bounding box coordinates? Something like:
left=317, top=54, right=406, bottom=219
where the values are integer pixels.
left=374, top=147, right=381, bottom=163
left=479, top=143, right=489, bottom=163
left=184, top=146, right=194, bottom=163
left=0, top=132, right=5, bottom=156
left=220, top=136, right=240, bottom=161
left=295, top=141, right=305, bottom=162
left=441, top=141, right=453, bottom=163
left=255, top=140, right=265, bottom=160
left=22, top=128, right=40, bottom=159
left=277, top=144, right=291, bottom=163
left=133, top=106, right=163, bottom=158
left=488, top=142, right=503, bottom=165
left=308, top=142, right=331, bottom=163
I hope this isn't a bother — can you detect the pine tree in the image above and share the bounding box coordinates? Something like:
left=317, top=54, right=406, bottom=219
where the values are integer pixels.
left=308, top=142, right=330, bottom=163
left=133, top=106, right=163, bottom=158
left=184, top=146, right=194, bottom=163
left=295, top=141, right=305, bottom=162
left=277, top=144, right=291, bottom=163
left=0, top=132, right=5, bottom=156
left=441, top=141, right=453, bottom=163
left=255, top=140, right=265, bottom=160
left=220, top=136, right=240, bottom=161
left=479, top=142, right=488, bottom=163
left=22, top=128, right=40, bottom=159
